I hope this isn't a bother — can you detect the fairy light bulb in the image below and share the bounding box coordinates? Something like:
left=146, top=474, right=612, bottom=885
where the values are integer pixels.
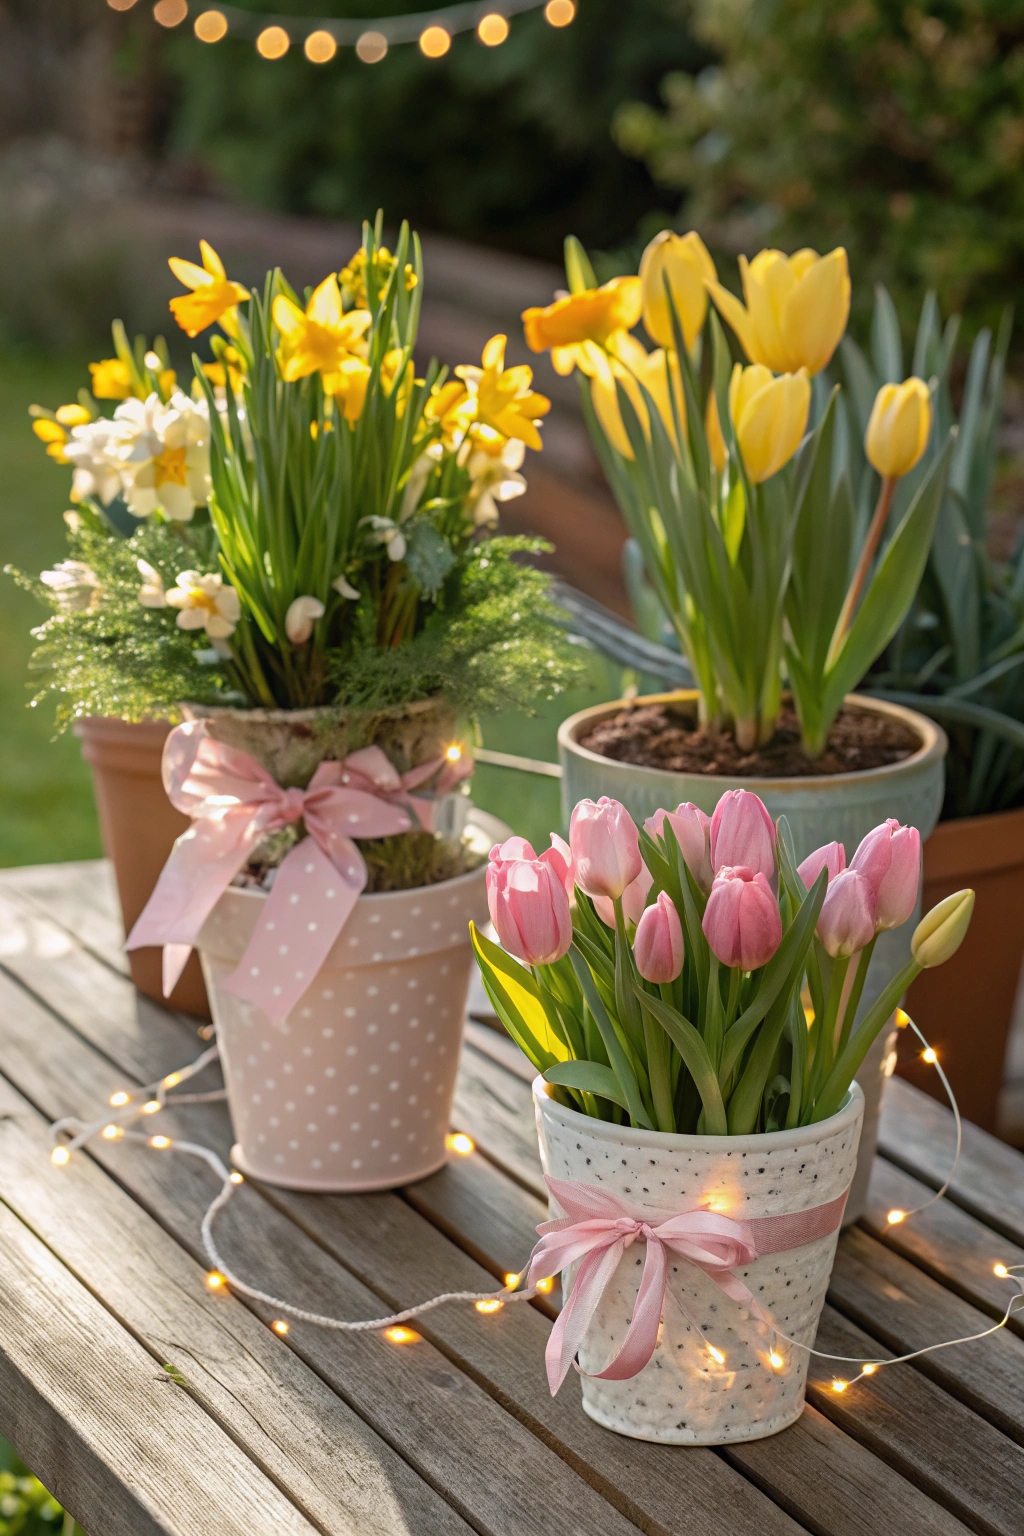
left=384, top=1326, right=421, bottom=1344
left=445, top=1132, right=474, bottom=1155
left=504, top=1272, right=520, bottom=1288
left=230, top=1171, right=245, bottom=1185
left=256, top=25, right=290, bottom=59
left=995, top=1263, right=1010, bottom=1278
left=922, top=1047, right=938, bottom=1064
left=272, top=1319, right=290, bottom=1335
left=51, top=1146, right=70, bottom=1166
left=862, top=1363, right=877, bottom=1375
left=475, top=1298, right=503, bottom=1314
left=895, top=1007, right=911, bottom=1028
left=544, top=0, right=575, bottom=24
left=478, top=13, right=509, bottom=45
left=832, top=1379, right=848, bottom=1393
left=305, top=29, right=337, bottom=62
left=535, top=1277, right=554, bottom=1294
left=445, top=743, right=463, bottom=762
left=769, top=1351, right=784, bottom=1370
left=707, top=1344, right=725, bottom=1364
left=142, top=1100, right=161, bottom=1115
left=101, top=1124, right=120, bottom=1140
left=107, top=0, right=139, bottom=10
left=110, top=1092, right=130, bottom=1107
left=420, top=25, right=451, bottom=57
left=206, top=1271, right=226, bottom=1290
left=149, top=1135, right=171, bottom=1149
left=356, top=31, right=387, bottom=62
left=153, top=0, right=188, bottom=26
left=887, top=1209, right=906, bottom=1225
left=194, top=9, right=227, bottom=42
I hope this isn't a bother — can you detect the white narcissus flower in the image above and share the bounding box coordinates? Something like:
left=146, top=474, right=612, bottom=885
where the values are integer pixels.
left=39, top=560, right=102, bottom=611
left=112, top=391, right=212, bottom=522
left=364, top=515, right=406, bottom=561
left=466, top=437, right=527, bottom=528
left=165, top=570, right=240, bottom=639
left=61, top=416, right=126, bottom=506
left=137, top=559, right=167, bottom=609
left=285, top=595, right=325, bottom=645
left=332, top=574, right=360, bottom=600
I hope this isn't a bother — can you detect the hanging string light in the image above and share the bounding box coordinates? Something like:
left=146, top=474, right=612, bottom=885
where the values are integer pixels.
left=106, top=0, right=578, bottom=57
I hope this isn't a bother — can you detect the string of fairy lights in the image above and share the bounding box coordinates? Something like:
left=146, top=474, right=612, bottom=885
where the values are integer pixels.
left=106, top=0, right=577, bottom=62
left=47, top=1009, right=1024, bottom=1386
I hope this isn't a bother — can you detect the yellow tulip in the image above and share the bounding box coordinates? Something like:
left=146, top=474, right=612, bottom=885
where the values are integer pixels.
left=708, top=247, right=850, bottom=376
left=864, top=377, right=932, bottom=478
left=705, top=390, right=727, bottom=474
left=728, top=363, right=810, bottom=484
left=168, top=241, right=250, bottom=339
left=911, top=889, right=974, bottom=968
left=522, top=277, right=642, bottom=375
left=590, top=338, right=684, bottom=460
left=273, top=276, right=372, bottom=384
left=640, top=230, right=716, bottom=351
left=88, top=358, right=133, bottom=400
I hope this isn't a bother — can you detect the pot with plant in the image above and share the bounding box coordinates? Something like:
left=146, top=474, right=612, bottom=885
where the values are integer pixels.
left=11, top=217, right=577, bottom=1190
left=523, top=234, right=951, bottom=1213
left=473, top=791, right=973, bottom=1443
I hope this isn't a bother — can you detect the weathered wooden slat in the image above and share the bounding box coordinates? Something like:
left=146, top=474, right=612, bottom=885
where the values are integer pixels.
left=0, top=971, right=646, bottom=1536
left=808, top=1305, right=1024, bottom=1536
left=451, top=1040, right=545, bottom=1198
left=0, top=1070, right=476, bottom=1536
left=462, top=1018, right=535, bottom=1084
left=880, top=1077, right=1024, bottom=1246
left=0, top=1193, right=318, bottom=1536
left=0, top=860, right=128, bottom=974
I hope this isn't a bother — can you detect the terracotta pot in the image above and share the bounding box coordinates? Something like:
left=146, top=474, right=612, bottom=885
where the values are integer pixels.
left=904, top=805, right=1024, bottom=1131
left=534, top=1077, right=864, bottom=1444
left=558, top=689, right=946, bottom=1224
left=73, top=717, right=210, bottom=1019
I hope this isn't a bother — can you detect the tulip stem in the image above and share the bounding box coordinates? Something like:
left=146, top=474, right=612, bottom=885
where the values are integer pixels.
left=831, top=475, right=897, bottom=657
left=809, top=953, right=850, bottom=1104
left=811, top=959, right=920, bottom=1123
left=835, top=938, right=876, bottom=1063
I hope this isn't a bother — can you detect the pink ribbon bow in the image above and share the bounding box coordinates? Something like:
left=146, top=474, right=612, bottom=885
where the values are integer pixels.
left=530, top=1175, right=848, bottom=1394
left=127, top=720, right=470, bottom=1026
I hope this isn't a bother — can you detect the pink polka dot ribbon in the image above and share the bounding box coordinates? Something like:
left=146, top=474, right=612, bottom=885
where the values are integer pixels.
left=127, top=720, right=470, bottom=1026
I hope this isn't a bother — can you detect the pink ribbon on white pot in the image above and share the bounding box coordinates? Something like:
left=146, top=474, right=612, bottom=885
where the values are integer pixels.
left=126, top=720, right=471, bottom=1026
left=530, top=1175, right=849, bottom=1393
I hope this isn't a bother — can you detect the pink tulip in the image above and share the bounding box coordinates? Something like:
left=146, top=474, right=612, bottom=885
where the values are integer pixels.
left=633, top=891, right=684, bottom=983
left=593, top=861, right=653, bottom=928
left=797, top=841, right=846, bottom=890
left=644, top=803, right=713, bottom=892
left=489, top=856, right=573, bottom=967
left=543, top=832, right=575, bottom=897
left=569, top=797, right=642, bottom=899
left=487, top=834, right=575, bottom=927
left=710, top=790, right=776, bottom=881
left=816, top=869, right=877, bottom=958
left=702, top=866, right=783, bottom=971
left=850, top=819, right=921, bottom=932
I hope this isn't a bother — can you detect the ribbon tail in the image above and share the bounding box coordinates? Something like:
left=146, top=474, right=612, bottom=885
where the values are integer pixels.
left=587, top=1236, right=668, bottom=1382
left=162, top=944, right=194, bottom=997
left=545, top=1240, right=625, bottom=1396
left=220, top=837, right=365, bottom=1028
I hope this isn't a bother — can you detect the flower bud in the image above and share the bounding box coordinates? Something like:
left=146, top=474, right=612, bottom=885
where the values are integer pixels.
left=569, top=797, right=642, bottom=900
left=645, top=802, right=713, bottom=893
left=911, top=889, right=975, bottom=968
left=489, top=857, right=573, bottom=968
left=797, top=841, right=846, bottom=890
left=707, top=246, right=850, bottom=377
left=285, top=595, right=325, bottom=645
left=702, top=866, right=782, bottom=971
left=710, top=789, right=776, bottom=881
left=633, top=891, right=684, bottom=983
left=705, top=390, right=727, bottom=474
left=639, top=230, right=716, bottom=351
left=729, top=363, right=811, bottom=484
left=816, top=869, right=876, bottom=958
left=851, top=819, right=921, bottom=931
left=593, top=861, right=652, bottom=929
left=865, top=378, right=931, bottom=479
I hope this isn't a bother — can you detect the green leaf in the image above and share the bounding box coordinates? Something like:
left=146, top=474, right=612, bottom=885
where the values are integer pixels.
left=564, top=235, right=597, bottom=294
left=630, top=983, right=728, bottom=1135
left=569, top=946, right=654, bottom=1129
left=405, top=521, right=456, bottom=599
left=544, top=1060, right=633, bottom=1116
left=722, top=477, right=746, bottom=563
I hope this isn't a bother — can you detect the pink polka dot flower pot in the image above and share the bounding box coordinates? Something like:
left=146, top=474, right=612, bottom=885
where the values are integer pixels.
left=196, top=854, right=490, bottom=1191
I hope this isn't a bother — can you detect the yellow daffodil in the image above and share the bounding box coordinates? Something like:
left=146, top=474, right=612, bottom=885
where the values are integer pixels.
left=324, top=357, right=372, bottom=422
left=202, top=345, right=245, bottom=395
left=708, top=248, right=850, bottom=377
left=640, top=230, right=716, bottom=351
left=273, top=276, right=372, bottom=384
left=454, top=335, right=550, bottom=452
left=729, top=363, right=810, bottom=484
left=339, top=246, right=417, bottom=310
left=589, top=336, right=684, bottom=460
left=522, top=276, right=642, bottom=375
left=168, top=241, right=250, bottom=339
left=89, top=358, right=133, bottom=400
left=865, top=378, right=932, bottom=479
left=705, top=391, right=727, bottom=474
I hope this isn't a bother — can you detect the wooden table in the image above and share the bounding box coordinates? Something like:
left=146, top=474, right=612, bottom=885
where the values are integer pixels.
left=1, top=860, right=1023, bottom=1536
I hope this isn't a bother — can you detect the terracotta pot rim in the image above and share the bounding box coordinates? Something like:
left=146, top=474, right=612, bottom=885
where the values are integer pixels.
left=558, top=690, right=947, bottom=793
left=533, top=1076, right=863, bottom=1155
left=72, top=715, right=175, bottom=739
left=925, top=801, right=1024, bottom=881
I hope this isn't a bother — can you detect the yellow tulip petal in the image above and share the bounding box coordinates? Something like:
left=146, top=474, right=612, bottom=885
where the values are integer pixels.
left=742, top=253, right=794, bottom=373
left=865, top=377, right=931, bottom=478
left=707, top=279, right=758, bottom=365
left=784, top=247, right=850, bottom=376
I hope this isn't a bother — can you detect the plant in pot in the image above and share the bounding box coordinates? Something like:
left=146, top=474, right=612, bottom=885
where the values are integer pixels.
left=473, top=791, right=974, bottom=1443
left=523, top=233, right=952, bottom=1216
left=11, top=217, right=577, bottom=1191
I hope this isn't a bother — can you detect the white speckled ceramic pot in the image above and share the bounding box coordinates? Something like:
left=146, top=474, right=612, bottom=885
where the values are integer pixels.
left=535, top=1077, right=864, bottom=1445
left=558, top=690, right=945, bottom=1226
left=195, top=812, right=501, bottom=1192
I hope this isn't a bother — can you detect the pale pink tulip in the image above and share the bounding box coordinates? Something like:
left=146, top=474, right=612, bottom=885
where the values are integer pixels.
left=569, top=797, right=642, bottom=899
left=850, top=819, right=921, bottom=931
left=702, top=865, right=782, bottom=971
left=490, top=857, right=572, bottom=967
left=487, top=834, right=574, bottom=926
left=593, top=861, right=653, bottom=928
left=644, top=803, right=713, bottom=892
left=633, top=891, right=684, bottom=983
left=710, top=789, right=776, bottom=881
left=544, top=832, right=575, bottom=897
left=797, top=840, right=846, bottom=890
left=816, top=868, right=877, bottom=958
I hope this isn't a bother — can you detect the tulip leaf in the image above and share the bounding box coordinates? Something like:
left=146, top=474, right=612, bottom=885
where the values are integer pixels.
left=543, top=1060, right=633, bottom=1117
left=629, top=983, right=728, bottom=1135
left=722, top=477, right=746, bottom=564
left=564, top=235, right=597, bottom=296
left=469, top=924, right=568, bottom=1068
left=811, top=958, right=920, bottom=1123
left=570, top=946, right=654, bottom=1130
left=727, top=982, right=802, bottom=1135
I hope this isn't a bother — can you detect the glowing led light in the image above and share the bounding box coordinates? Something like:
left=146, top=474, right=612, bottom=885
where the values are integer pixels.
left=142, top=1100, right=161, bottom=1115
left=832, top=1379, right=848, bottom=1393
left=707, top=1344, right=726, bottom=1364
left=108, top=0, right=139, bottom=10
left=922, top=1047, right=938, bottom=1064
left=272, top=1319, right=290, bottom=1335
left=149, top=1135, right=171, bottom=1149
left=995, top=1263, right=1010, bottom=1278
left=420, top=25, right=451, bottom=57
left=862, top=1363, right=877, bottom=1375
left=384, top=1326, right=421, bottom=1344
left=478, top=13, right=509, bottom=45
left=356, top=30, right=387, bottom=62
left=445, top=1132, right=474, bottom=1155
left=475, top=1298, right=503, bottom=1313
left=230, top=1171, right=245, bottom=1184
left=256, top=25, right=290, bottom=58
left=768, top=1351, right=784, bottom=1369
left=51, top=1146, right=70, bottom=1166
left=446, top=743, right=463, bottom=761
left=206, top=1272, right=226, bottom=1290
left=101, top=1124, right=121, bottom=1140
left=895, top=1007, right=911, bottom=1028
left=153, top=0, right=188, bottom=26
left=194, top=9, right=227, bottom=42
left=504, top=1272, right=520, bottom=1288
left=163, top=1072, right=183, bottom=1089
left=535, top=1276, right=554, bottom=1294
left=110, top=1092, right=130, bottom=1107
left=305, top=29, right=337, bottom=62
left=544, top=0, right=575, bottom=24
left=887, top=1209, right=906, bottom=1225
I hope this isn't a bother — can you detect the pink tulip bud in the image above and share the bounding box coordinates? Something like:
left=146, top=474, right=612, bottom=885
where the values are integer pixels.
left=569, top=796, right=643, bottom=899
left=633, top=891, right=685, bottom=983
left=702, top=866, right=783, bottom=971
left=644, top=803, right=713, bottom=893
left=797, top=841, right=846, bottom=890
left=710, top=789, right=776, bottom=881
left=490, top=857, right=573, bottom=967
left=816, top=868, right=877, bottom=958
left=542, top=832, right=575, bottom=897
left=487, top=837, right=535, bottom=929
left=593, top=861, right=653, bottom=928
left=850, top=819, right=921, bottom=932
